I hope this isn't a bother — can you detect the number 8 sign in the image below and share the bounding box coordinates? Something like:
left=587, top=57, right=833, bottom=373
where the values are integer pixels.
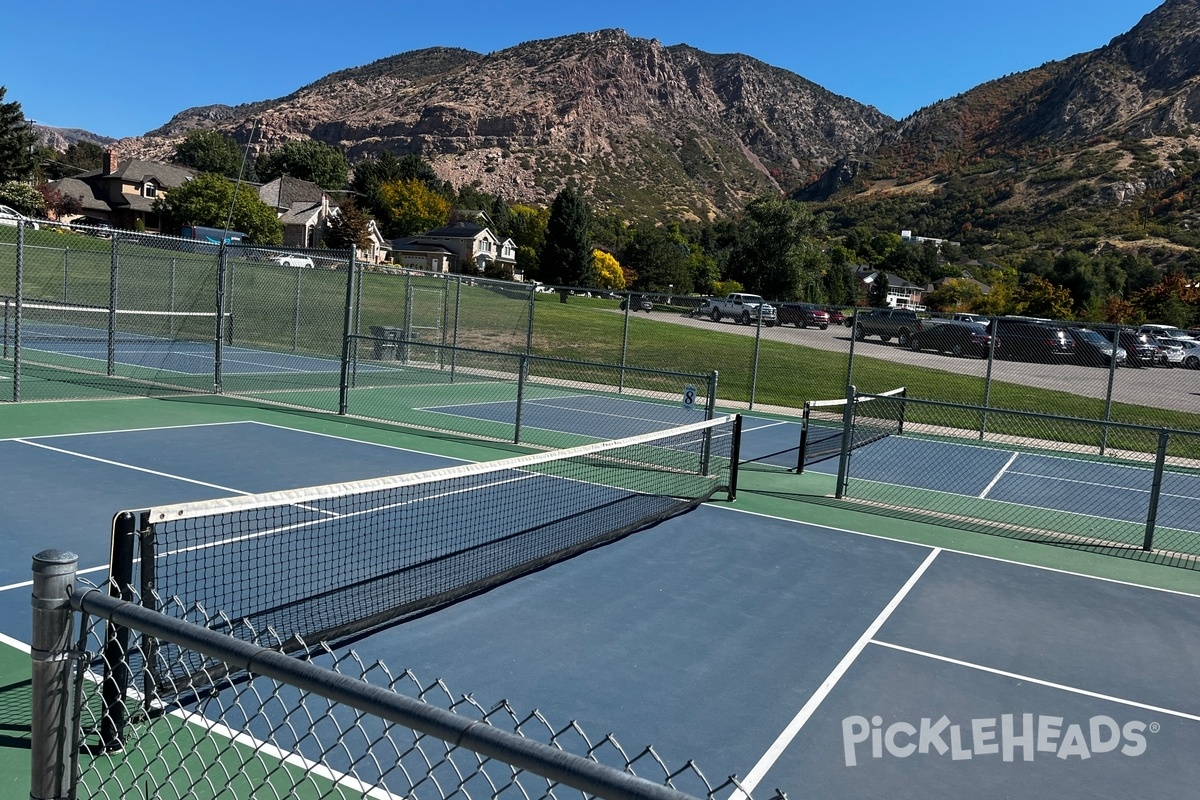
left=682, top=384, right=697, bottom=410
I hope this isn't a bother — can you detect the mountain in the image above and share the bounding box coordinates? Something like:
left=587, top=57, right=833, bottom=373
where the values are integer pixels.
left=119, top=30, right=892, bottom=220
left=35, top=124, right=116, bottom=152
left=800, top=0, right=1200, bottom=267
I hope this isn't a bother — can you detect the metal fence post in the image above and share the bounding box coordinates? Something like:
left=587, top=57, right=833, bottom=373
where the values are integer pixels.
left=749, top=311, right=763, bottom=409
left=514, top=353, right=529, bottom=444
left=981, top=317, right=997, bottom=439
left=30, top=549, right=79, bottom=800
left=1143, top=430, right=1171, bottom=552
left=214, top=246, right=228, bottom=393
left=845, top=312, right=859, bottom=390
left=620, top=293, right=631, bottom=393
left=834, top=384, right=857, bottom=499
left=706, top=370, right=719, bottom=421
left=1099, top=322, right=1119, bottom=456
left=107, top=234, right=118, bottom=376
left=293, top=266, right=302, bottom=351
left=62, top=248, right=69, bottom=303
left=11, top=222, right=22, bottom=401
left=339, top=250, right=358, bottom=416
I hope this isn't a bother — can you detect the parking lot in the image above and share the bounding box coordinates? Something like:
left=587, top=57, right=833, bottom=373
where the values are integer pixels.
left=639, top=309, right=1200, bottom=415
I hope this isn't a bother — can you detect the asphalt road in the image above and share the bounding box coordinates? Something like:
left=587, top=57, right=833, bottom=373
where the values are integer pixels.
left=634, top=309, right=1200, bottom=416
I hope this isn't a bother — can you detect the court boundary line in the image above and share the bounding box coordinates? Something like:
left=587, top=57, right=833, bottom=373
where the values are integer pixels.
left=871, top=639, right=1200, bottom=722
left=843, top=474, right=1200, bottom=537
left=979, top=451, right=1019, bottom=498
left=732, top=548, right=942, bottom=798
left=0, top=419, right=251, bottom=443
left=719, top=504, right=1200, bottom=600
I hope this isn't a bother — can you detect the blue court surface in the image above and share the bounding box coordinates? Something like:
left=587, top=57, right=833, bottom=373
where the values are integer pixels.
left=3, top=418, right=1200, bottom=797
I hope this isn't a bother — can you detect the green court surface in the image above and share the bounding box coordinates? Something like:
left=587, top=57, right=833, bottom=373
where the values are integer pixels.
left=4, top=395, right=1200, bottom=799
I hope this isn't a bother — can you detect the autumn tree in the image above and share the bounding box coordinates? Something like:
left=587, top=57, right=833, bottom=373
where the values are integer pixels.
left=593, top=249, right=625, bottom=290
left=725, top=195, right=826, bottom=299
left=376, top=178, right=450, bottom=237
left=1013, top=274, right=1074, bottom=319
left=325, top=201, right=373, bottom=251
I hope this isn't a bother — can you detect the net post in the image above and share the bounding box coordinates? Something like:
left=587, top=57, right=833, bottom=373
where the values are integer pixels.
left=30, top=549, right=79, bottom=800
left=514, top=353, right=529, bottom=443
left=727, top=414, right=742, bottom=500
left=706, top=370, right=718, bottom=421
left=834, top=385, right=856, bottom=499
left=796, top=401, right=813, bottom=473
left=897, top=387, right=907, bottom=436
left=1143, top=430, right=1170, bottom=552
left=99, top=511, right=138, bottom=751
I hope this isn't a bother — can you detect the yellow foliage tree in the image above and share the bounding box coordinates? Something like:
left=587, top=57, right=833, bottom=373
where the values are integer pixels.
left=377, top=178, right=450, bottom=236
left=593, top=249, right=626, bottom=290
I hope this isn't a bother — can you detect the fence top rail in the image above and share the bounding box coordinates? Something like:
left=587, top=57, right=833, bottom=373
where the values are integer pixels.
left=352, top=332, right=715, bottom=383
left=68, top=584, right=700, bottom=800
left=855, top=390, right=1200, bottom=438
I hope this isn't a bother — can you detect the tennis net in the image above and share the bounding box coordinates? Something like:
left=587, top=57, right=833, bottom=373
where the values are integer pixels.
left=1, top=297, right=229, bottom=349
left=796, top=387, right=906, bottom=472
left=112, top=414, right=739, bottom=696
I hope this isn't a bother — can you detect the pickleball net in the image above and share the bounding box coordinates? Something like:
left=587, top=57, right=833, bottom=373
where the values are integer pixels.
left=796, top=387, right=906, bottom=472
left=112, top=413, right=740, bottom=697
left=2, top=297, right=229, bottom=348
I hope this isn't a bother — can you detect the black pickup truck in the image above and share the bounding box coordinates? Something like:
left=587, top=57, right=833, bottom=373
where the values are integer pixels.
left=853, top=308, right=920, bottom=347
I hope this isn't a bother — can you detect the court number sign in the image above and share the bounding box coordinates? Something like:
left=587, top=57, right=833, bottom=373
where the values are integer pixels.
left=682, top=385, right=698, bottom=410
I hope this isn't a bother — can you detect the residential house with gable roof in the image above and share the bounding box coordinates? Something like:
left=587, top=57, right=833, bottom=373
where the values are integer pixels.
left=390, top=221, right=518, bottom=277
left=258, top=176, right=335, bottom=250
left=48, top=150, right=195, bottom=232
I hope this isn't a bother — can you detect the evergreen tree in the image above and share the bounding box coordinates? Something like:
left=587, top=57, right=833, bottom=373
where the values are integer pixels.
left=0, top=87, right=36, bottom=183
left=325, top=201, right=373, bottom=251
left=539, top=185, right=594, bottom=287
left=257, top=139, right=348, bottom=189
left=175, top=130, right=248, bottom=179
left=867, top=272, right=891, bottom=307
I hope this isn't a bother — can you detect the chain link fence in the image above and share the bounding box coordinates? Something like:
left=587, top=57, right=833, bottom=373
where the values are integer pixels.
left=31, top=555, right=770, bottom=800
left=831, top=391, right=1200, bottom=569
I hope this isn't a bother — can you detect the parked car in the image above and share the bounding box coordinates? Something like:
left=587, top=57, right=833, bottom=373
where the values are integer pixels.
left=619, top=294, right=653, bottom=312
left=950, top=313, right=989, bottom=326
left=69, top=216, right=113, bottom=237
left=1095, top=327, right=1159, bottom=368
left=993, top=318, right=1076, bottom=362
left=269, top=253, right=315, bottom=268
left=1139, top=323, right=1198, bottom=342
left=909, top=319, right=996, bottom=358
left=1158, top=338, right=1200, bottom=369
left=1069, top=327, right=1126, bottom=367
left=853, top=308, right=920, bottom=346
left=0, top=204, right=39, bottom=229
left=826, top=308, right=847, bottom=325
left=776, top=302, right=829, bottom=329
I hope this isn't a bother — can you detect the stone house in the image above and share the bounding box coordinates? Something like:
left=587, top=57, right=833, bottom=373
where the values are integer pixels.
left=49, top=150, right=195, bottom=232
left=389, top=221, right=517, bottom=276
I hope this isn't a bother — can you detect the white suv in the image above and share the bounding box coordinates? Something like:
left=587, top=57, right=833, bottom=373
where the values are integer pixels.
left=0, top=204, right=39, bottom=229
left=270, top=253, right=315, bottom=268
left=1139, top=324, right=1197, bottom=342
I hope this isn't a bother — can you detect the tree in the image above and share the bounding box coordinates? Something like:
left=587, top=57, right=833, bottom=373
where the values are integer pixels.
left=620, top=223, right=694, bottom=293
left=725, top=195, right=826, bottom=299
left=43, top=140, right=106, bottom=180
left=539, top=185, right=593, bottom=287
left=823, top=261, right=858, bottom=307
left=175, top=130, right=248, bottom=179
left=256, top=139, right=348, bottom=189
left=593, top=249, right=626, bottom=290
left=376, top=178, right=450, bottom=237
left=0, top=87, right=35, bottom=183
left=37, top=183, right=82, bottom=219
left=153, top=172, right=282, bottom=244
left=866, top=272, right=890, bottom=307
left=0, top=180, right=45, bottom=216
left=1014, top=274, right=1074, bottom=319
left=325, top=201, right=373, bottom=251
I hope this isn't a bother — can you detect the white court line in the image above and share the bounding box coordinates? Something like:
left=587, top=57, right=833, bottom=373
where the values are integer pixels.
left=740, top=419, right=793, bottom=433
left=15, top=439, right=251, bottom=496
left=731, top=548, right=942, bottom=799
left=2, top=419, right=249, bottom=443
left=1006, top=469, right=1200, bottom=502
left=871, top=639, right=1200, bottom=722
left=979, top=451, right=1019, bottom=498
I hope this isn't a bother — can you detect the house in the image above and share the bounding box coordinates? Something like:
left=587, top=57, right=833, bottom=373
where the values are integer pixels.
left=48, top=150, right=195, bottom=232
left=854, top=266, right=927, bottom=310
left=900, top=230, right=960, bottom=249
left=390, top=221, right=517, bottom=276
left=258, top=176, right=334, bottom=250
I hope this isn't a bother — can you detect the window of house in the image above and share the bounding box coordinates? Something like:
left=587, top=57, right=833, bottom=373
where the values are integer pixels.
left=143, top=182, right=158, bottom=199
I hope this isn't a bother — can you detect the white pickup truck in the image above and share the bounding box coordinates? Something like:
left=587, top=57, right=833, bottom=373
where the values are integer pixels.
left=703, top=293, right=777, bottom=326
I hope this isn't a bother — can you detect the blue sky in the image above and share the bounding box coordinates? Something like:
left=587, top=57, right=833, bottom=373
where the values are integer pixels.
left=2, top=0, right=1164, bottom=140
